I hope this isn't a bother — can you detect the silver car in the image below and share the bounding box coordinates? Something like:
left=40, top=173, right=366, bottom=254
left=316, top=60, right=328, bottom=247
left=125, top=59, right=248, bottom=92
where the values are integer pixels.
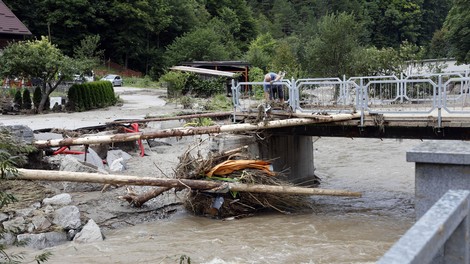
left=100, top=74, right=123, bottom=86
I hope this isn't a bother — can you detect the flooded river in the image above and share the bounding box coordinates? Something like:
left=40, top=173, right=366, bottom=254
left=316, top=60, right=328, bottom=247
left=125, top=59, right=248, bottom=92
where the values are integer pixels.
left=12, top=137, right=422, bottom=263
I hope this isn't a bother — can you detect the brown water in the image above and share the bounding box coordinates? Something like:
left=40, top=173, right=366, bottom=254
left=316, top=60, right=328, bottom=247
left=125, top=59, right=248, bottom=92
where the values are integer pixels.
left=11, top=137, right=421, bottom=263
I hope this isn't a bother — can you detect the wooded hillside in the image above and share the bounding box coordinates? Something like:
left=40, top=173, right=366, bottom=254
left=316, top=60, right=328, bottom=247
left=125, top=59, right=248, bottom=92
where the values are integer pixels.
left=4, top=0, right=468, bottom=79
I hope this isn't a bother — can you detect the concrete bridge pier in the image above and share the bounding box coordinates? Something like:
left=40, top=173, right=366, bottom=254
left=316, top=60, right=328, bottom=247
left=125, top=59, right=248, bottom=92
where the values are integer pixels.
left=257, top=135, right=315, bottom=183
left=407, top=140, right=470, bottom=219
left=211, top=134, right=315, bottom=183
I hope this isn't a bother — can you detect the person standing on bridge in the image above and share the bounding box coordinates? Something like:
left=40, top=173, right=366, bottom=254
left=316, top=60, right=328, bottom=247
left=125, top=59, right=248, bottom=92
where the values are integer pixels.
left=264, top=71, right=285, bottom=104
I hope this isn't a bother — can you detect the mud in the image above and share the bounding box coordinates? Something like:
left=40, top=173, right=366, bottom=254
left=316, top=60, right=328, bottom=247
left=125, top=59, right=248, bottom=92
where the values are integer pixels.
left=1, top=87, right=212, bottom=231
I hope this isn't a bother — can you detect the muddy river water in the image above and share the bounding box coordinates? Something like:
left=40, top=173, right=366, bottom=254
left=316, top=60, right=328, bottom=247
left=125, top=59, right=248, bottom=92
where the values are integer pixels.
left=14, top=137, right=422, bottom=264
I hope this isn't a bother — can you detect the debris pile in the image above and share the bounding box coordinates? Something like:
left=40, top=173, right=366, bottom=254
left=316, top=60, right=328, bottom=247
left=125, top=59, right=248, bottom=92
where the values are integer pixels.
left=175, top=147, right=314, bottom=218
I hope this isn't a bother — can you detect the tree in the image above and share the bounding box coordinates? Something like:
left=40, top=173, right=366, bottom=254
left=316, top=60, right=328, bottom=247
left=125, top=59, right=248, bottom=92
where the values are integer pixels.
left=428, top=28, right=451, bottom=59
left=245, top=33, right=277, bottom=70
left=270, top=0, right=297, bottom=38
left=0, top=37, right=84, bottom=112
left=363, top=0, right=423, bottom=48
left=443, top=0, right=470, bottom=63
left=270, top=36, right=303, bottom=78
left=304, top=13, right=364, bottom=77
left=22, top=89, right=33, bottom=110
left=163, top=27, right=231, bottom=67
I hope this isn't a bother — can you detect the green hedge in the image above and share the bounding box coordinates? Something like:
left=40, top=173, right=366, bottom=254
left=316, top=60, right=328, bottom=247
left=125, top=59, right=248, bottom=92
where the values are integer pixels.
left=22, top=89, right=32, bottom=110
left=159, top=71, right=226, bottom=98
left=67, top=81, right=116, bottom=112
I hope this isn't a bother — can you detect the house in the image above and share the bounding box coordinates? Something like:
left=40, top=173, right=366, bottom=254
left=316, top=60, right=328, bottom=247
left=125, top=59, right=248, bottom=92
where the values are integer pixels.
left=405, top=58, right=470, bottom=76
left=0, top=0, right=32, bottom=49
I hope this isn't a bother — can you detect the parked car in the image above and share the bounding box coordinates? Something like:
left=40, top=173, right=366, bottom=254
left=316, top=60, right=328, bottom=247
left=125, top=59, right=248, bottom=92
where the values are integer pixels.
left=100, top=74, right=123, bottom=86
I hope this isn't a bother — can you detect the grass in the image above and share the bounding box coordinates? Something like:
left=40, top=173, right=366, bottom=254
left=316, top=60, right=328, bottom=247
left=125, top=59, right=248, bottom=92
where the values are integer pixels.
left=123, top=76, right=161, bottom=89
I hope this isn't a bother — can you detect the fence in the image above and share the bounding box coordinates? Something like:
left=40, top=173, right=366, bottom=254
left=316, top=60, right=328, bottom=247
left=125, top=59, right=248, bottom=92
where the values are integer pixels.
left=231, top=71, right=470, bottom=127
left=377, top=189, right=470, bottom=264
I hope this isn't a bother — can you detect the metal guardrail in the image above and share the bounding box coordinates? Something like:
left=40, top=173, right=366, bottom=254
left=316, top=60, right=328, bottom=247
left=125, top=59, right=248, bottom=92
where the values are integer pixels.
left=231, top=72, right=470, bottom=127
left=377, top=189, right=470, bottom=264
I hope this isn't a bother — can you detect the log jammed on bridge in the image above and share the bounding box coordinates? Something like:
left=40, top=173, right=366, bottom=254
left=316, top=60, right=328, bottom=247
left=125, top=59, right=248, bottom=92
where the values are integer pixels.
left=33, top=113, right=361, bottom=148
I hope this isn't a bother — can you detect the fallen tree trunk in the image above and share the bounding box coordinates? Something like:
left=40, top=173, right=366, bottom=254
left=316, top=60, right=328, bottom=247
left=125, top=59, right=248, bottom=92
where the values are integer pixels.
left=34, top=113, right=360, bottom=148
left=16, top=169, right=361, bottom=197
left=120, top=187, right=172, bottom=207
left=107, top=111, right=233, bottom=125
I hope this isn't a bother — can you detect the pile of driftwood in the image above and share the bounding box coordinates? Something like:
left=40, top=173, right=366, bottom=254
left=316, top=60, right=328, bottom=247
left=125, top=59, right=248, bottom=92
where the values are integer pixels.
left=174, top=146, right=315, bottom=218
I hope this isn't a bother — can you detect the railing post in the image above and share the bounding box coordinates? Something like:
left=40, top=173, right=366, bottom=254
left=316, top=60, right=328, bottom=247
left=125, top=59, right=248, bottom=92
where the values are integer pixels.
left=400, top=73, right=404, bottom=103
left=290, top=77, right=296, bottom=112
left=360, top=78, right=365, bottom=127
left=231, top=79, right=237, bottom=120
left=437, top=75, right=443, bottom=129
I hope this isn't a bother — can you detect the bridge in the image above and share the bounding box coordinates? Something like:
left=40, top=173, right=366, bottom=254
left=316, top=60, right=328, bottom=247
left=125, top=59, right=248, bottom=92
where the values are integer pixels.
left=231, top=71, right=470, bottom=140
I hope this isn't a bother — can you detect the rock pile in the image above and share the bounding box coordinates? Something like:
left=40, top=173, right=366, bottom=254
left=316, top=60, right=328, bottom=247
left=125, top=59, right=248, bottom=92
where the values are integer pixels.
left=1, top=193, right=103, bottom=250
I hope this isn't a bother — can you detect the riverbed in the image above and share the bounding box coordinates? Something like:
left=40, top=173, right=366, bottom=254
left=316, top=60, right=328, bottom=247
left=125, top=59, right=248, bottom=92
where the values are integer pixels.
left=1, top=87, right=421, bottom=263
left=10, top=137, right=420, bottom=264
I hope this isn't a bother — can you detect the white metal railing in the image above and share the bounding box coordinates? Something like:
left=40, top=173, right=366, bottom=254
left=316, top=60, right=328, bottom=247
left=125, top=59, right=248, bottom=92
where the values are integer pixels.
left=231, top=72, right=470, bottom=127
left=377, top=189, right=470, bottom=264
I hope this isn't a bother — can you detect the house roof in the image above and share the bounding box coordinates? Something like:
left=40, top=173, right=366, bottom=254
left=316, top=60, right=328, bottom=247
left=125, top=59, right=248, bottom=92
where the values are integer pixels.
left=0, top=1, right=32, bottom=35
left=171, top=66, right=236, bottom=78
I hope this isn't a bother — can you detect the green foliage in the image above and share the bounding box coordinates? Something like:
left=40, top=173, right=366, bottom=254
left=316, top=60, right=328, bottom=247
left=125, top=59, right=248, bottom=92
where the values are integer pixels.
left=163, top=27, right=231, bottom=67
left=248, top=67, right=265, bottom=99
left=34, top=251, right=53, bottom=264
left=363, top=0, right=424, bottom=48
left=184, top=117, right=215, bottom=127
left=67, top=81, right=115, bottom=111
left=204, top=94, right=233, bottom=111
left=22, top=89, right=32, bottom=110
left=3, top=0, right=458, bottom=77
left=33, top=87, right=42, bottom=110
left=180, top=96, right=194, bottom=109
left=184, top=74, right=226, bottom=98
left=305, top=12, right=364, bottom=77
left=124, top=76, right=160, bottom=88
left=428, top=28, right=450, bottom=59
left=159, top=71, right=189, bottom=98
left=0, top=37, right=85, bottom=112
left=245, top=33, right=277, bottom=70
left=13, top=90, right=22, bottom=109
left=351, top=47, right=402, bottom=76
left=270, top=36, right=303, bottom=78
left=443, top=0, right=470, bottom=63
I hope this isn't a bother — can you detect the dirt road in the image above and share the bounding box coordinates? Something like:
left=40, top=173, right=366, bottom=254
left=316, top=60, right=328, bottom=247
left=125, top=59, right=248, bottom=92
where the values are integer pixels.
left=0, top=86, right=171, bottom=130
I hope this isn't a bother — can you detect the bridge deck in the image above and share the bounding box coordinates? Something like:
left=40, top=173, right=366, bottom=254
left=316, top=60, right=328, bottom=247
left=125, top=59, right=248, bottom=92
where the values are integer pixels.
left=270, top=114, right=470, bottom=140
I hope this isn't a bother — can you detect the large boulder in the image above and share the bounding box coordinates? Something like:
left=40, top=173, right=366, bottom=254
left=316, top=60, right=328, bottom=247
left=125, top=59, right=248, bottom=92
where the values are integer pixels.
left=106, top=149, right=132, bottom=172
left=0, top=232, right=16, bottom=246
left=17, top=232, right=67, bottom=249
left=52, top=206, right=81, bottom=229
left=2, top=217, right=26, bottom=233
left=75, top=148, right=105, bottom=170
left=31, top=215, right=52, bottom=232
left=42, top=193, right=72, bottom=206
left=51, top=156, right=105, bottom=192
left=73, top=219, right=103, bottom=243
left=0, top=212, right=9, bottom=222
left=2, top=125, right=34, bottom=144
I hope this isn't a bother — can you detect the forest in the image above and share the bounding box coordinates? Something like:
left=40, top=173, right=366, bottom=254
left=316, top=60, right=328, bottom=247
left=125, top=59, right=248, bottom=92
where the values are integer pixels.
left=4, top=0, right=469, bottom=79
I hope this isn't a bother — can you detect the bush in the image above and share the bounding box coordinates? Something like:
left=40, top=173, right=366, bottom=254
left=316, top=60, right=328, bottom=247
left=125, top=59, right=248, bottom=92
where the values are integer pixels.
left=13, top=89, right=22, bottom=109
left=184, top=74, right=226, bottom=98
left=22, top=89, right=32, bottom=110
left=159, top=71, right=188, bottom=98
left=67, top=81, right=115, bottom=111
left=33, top=87, right=42, bottom=110
left=204, top=93, right=233, bottom=111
